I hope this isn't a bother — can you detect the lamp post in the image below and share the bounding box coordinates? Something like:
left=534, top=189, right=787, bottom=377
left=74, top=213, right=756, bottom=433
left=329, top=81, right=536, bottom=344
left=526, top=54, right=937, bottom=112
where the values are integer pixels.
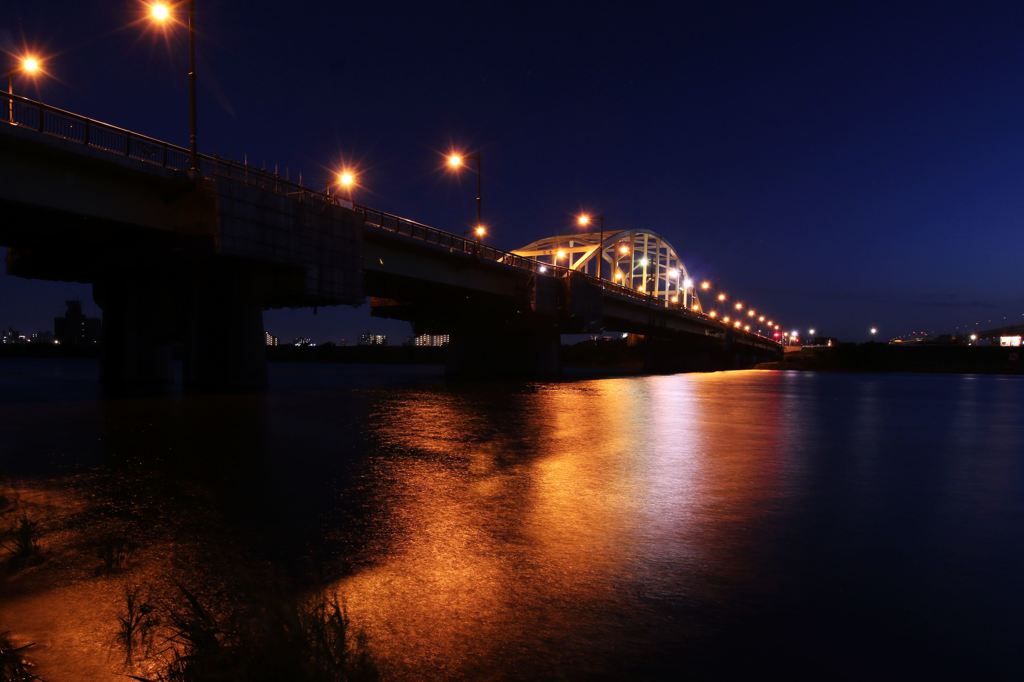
left=7, top=55, right=42, bottom=124
left=576, top=212, right=605, bottom=282
left=336, top=169, right=356, bottom=203
left=148, top=2, right=199, bottom=172
left=446, top=150, right=482, bottom=235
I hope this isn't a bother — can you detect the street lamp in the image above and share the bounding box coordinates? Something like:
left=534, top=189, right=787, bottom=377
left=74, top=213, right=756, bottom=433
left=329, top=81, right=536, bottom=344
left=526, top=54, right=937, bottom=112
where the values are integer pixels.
left=7, top=55, right=43, bottom=124
left=336, top=168, right=357, bottom=202
left=446, top=150, right=483, bottom=236
left=148, top=1, right=199, bottom=172
left=870, top=327, right=878, bottom=337
left=576, top=212, right=606, bottom=281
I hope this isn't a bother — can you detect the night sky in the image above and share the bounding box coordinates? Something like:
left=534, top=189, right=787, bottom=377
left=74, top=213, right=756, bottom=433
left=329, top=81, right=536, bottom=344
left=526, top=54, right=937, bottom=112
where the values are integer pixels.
left=3, top=1, right=1023, bottom=343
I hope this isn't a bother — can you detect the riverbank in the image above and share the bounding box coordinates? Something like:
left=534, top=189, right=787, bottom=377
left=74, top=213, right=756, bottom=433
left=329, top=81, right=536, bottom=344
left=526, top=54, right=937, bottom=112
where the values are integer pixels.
left=759, top=343, right=1023, bottom=374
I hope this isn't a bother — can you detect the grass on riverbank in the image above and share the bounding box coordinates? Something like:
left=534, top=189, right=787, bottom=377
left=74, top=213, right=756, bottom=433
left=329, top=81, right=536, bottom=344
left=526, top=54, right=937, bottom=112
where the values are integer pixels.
left=119, top=584, right=379, bottom=682
left=0, top=631, right=38, bottom=681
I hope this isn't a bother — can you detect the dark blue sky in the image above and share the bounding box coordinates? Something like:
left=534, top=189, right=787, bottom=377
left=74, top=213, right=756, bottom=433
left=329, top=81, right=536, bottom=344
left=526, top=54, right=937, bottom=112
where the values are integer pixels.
left=4, top=1, right=1023, bottom=342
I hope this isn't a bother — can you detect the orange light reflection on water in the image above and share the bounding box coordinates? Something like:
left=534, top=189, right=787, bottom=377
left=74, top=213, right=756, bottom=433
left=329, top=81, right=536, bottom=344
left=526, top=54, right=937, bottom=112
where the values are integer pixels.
left=338, top=372, right=793, bottom=679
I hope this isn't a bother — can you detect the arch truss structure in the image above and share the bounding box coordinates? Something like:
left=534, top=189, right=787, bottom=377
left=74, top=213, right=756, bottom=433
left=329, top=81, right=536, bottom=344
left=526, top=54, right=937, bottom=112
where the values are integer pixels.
left=511, top=229, right=703, bottom=312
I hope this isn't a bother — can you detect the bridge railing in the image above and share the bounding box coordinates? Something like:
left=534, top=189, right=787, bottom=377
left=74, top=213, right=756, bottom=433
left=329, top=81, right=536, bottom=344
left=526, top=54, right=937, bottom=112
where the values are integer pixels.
left=353, top=204, right=569, bottom=277
left=352, top=204, right=716, bottom=316
left=2, top=92, right=779, bottom=346
left=2, top=91, right=320, bottom=199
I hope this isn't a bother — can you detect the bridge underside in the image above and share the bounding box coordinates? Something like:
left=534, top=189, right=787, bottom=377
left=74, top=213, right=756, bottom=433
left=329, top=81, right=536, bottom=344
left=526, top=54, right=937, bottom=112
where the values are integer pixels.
left=362, top=229, right=780, bottom=377
left=0, top=124, right=363, bottom=391
left=1, top=114, right=780, bottom=390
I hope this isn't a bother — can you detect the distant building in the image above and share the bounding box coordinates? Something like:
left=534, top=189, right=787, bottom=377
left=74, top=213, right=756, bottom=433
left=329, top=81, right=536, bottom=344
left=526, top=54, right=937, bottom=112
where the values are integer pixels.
left=30, top=331, right=54, bottom=344
left=265, top=331, right=279, bottom=347
left=54, top=301, right=101, bottom=347
left=292, top=337, right=316, bottom=347
left=412, top=333, right=450, bottom=347
left=1, top=328, right=28, bottom=345
left=359, top=332, right=388, bottom=346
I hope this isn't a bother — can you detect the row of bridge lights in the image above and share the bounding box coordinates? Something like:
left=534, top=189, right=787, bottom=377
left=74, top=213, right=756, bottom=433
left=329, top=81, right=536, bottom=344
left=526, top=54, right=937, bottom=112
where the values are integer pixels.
left=8, top=6, right=794, bottom=342
left=700, top=283, right=785, bottom=337
left=543, top=219, right=788, bottom=339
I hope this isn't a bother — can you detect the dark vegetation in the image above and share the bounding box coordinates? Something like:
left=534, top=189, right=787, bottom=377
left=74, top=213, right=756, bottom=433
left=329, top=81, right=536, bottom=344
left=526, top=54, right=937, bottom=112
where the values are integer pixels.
left=118, top=584, right=379, bottom=682
left=0, top=632, right=38, bottom=682
left=2, top=515, right=43, bottom=569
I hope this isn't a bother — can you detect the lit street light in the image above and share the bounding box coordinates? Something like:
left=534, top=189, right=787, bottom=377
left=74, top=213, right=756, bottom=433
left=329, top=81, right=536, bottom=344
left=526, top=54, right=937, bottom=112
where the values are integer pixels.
left=148, top=1, right=200, bottom=172
left=7, top=54, right=43, bottom=124
left=576, top=212, right=606, bottom=281
left=446, top=150, right=483, bottom=237
left=870, top=327, right=878, bottom=337
left=336, top=168, right=357, bottom=202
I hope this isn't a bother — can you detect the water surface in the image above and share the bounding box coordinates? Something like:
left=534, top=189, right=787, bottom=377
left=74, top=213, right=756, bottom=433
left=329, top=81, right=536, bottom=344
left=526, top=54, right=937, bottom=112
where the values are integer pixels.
left=1, top=360, right=1022, bottom=679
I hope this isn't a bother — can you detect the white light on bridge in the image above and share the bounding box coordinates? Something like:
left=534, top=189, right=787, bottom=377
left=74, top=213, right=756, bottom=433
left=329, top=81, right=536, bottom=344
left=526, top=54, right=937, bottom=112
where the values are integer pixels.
left=667, top=268, right=679, bottom=279
left=682, top=277, right=694, bottom=289
left=639, top=257, right=649, bottom=267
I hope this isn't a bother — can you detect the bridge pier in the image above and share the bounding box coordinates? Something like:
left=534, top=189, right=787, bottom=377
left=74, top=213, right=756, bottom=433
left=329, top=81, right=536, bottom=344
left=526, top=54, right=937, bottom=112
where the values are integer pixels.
left=183, top=265, right=268, bottom=392
left=446, top=327, right=560, bottom=379
left=93, top=264, right=267, bottom=393
left=638, top=335, right=715, bottom=373
left=93, top=277, right=179, bottom=391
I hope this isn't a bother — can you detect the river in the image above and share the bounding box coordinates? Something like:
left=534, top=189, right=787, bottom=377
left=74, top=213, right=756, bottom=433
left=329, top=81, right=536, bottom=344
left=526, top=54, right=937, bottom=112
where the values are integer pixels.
left=1, top=360, right=1022, bottom=679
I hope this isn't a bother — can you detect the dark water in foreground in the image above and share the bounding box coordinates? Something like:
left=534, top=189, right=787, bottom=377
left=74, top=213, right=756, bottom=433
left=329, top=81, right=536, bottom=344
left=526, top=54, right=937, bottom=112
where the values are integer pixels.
left=1, top=360, right=1023, bottom=679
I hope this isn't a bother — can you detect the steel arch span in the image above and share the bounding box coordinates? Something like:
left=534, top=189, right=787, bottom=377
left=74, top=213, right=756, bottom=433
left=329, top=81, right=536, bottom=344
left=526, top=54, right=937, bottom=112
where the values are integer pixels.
left=511, top=229, right=704, bottom=312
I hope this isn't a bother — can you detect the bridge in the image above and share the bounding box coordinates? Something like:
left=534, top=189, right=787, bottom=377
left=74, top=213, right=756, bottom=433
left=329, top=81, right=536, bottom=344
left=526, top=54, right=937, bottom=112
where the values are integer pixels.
left=0, top=92, right=782, bottom=390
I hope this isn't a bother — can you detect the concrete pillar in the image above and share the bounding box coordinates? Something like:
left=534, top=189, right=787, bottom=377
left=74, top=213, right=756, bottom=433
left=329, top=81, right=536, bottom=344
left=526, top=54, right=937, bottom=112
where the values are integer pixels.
left=93, top=278, right=178, bottom=391
left=446, top=327, right=560, bottom=379
left=183, top=266, right=267, bottom=391
left=641, top=335, right=717, bottom=374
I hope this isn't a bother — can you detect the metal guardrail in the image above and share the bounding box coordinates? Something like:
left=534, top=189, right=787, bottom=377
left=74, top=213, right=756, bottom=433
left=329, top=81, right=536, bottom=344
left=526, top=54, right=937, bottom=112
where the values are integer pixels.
left=2, top=90, right=317, bottom=197
left=2, top=91, right=779, bottom=346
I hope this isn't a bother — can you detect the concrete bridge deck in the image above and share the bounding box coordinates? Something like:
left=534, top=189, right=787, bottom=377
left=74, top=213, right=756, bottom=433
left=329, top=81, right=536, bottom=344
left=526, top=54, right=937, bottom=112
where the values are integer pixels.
left=0, top=92, right=781, bottom=389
